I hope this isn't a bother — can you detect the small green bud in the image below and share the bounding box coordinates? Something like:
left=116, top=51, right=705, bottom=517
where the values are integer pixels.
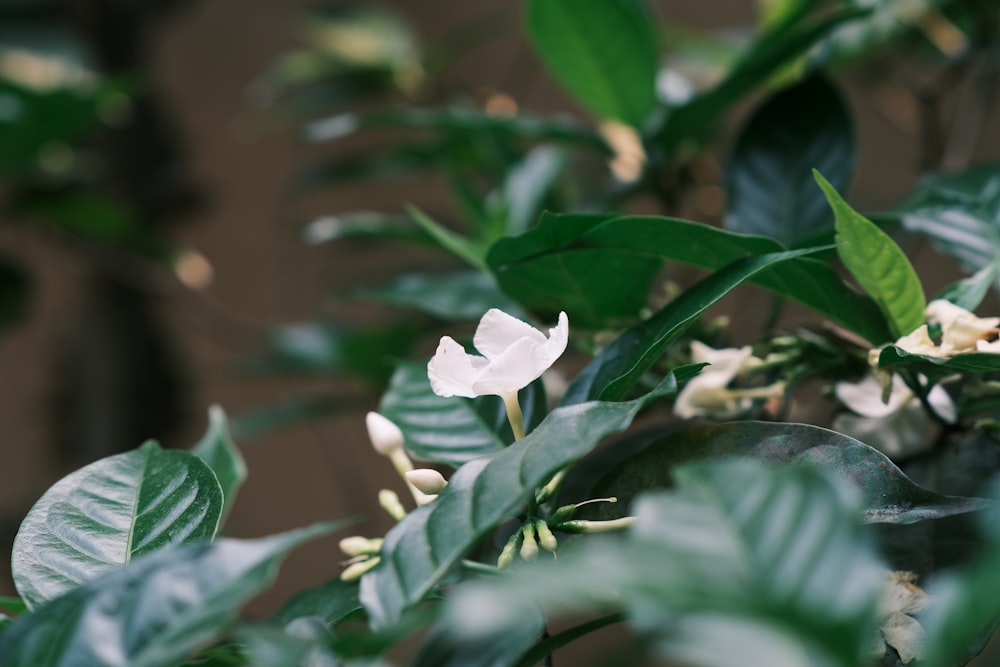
left=555, top=516, right=636, bottom=534
left=520, top=522, right=539, bottom=561
left=497, top=530, right=522, bottom=570
left=535, top=520, right=558, bottom=552
left=548, top=503, right=577, bottom=526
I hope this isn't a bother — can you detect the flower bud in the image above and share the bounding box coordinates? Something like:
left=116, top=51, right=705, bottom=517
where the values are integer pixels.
left=378, top=489, right=407, bottom=521
left=366, top=411, right=404, bottom=456
left=556, top=516, right=636, bottom=533
left=338, top=536, right=383, bottom=557
left=405, top=468, right=448, bottom=495
left=535, top=520, right=558, bottom=552
left=340, top=556, right=381, bottom=582
left=519, top=522, right=539, bottom=561
left=497, top=530, right=521, bottom=570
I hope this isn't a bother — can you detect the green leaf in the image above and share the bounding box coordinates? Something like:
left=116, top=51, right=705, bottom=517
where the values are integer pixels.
left=11, top=441, right=224, bottom=610
left=586, top=421, right=991, bottom=525
left=877, top=346, right=1000, bottom=375
left=272, top=578, right=362, bottom=627
left=355, top=271, right=526, bottom=321
left=934, top=261, right=1000, bottom=312
left=231, top=396, right=346, bottom=441
left=238, top=620, right=339, bottom=667
left=191, top=406, right=247, bottom=526
left=407, top=206, right=488, bottom=270
left=727, top=75, right=854, bottom=246
left=359, top=372, right=685, bottom=628
left=412, top=605, right=545, bottom=667
left=816, top=169, right=926, bottom=337
left=445, top=460, right=884, bottom=667
left=488, top=212, right=891, bottom=343
left=563, top=246, right=832, bottom=403
left=0, top=525, right=335, bottom=667
left=499, top=145, right=566, bottom=236
left=525, top=0, right=658, bottom=126
left=891, top=161, right=1000, bottom=273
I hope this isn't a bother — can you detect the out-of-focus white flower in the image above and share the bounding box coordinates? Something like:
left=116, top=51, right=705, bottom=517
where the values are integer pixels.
left=674, top=342, right=784, bottom=419
left=894, top=325, right=943, bottom=358
left=428, top=309, right=568, bottom=399
left=926, top=299, right=1000, bottom=355
left=871, top=571, right=930, bottom=664
left=834, top=373, right=956, bottom=458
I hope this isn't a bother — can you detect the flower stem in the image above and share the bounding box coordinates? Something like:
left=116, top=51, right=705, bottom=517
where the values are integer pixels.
left=502, top=392, right=526, bottom=440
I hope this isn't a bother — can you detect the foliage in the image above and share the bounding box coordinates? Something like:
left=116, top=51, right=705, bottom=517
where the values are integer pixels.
left=4, top=0, right=1000, bottom=666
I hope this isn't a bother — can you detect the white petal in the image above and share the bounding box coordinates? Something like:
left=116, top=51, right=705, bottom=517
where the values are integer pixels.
left=836, top=374, right=912, bottom=418
left=927, top=384, right=957, bottom=424
left=427, top=336, right=487, bottom=398
left=365, top=411, right=404, bottom=456
left=977, top=338, right=1000, bottom=353
left=473, top=309, right=546, bottom=359
left=895, top=325, right=944, bottom=357
left=471, top=336, right=549, bottom=396
left=924, top=299, right=972, bottom=327
left=405, top=468, right=448, bottom=495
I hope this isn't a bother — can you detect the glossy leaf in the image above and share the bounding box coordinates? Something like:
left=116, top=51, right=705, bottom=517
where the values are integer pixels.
left=727, top=75, right=854, bottom=246
left=892, top=161, right=1000, bottom=273
left=488, top=212, right=890, bottom=343
left=816, top=170, right=926, bottom=338
left=877, top=346, right=1000, bottom=374
left=446, top=460, right=884, bottom=667
left=11, top=441, right=224, bottom=610
left=408, top=206, right=489, bottom=270
left=563, top=246, right=832, bottom=403
left=359, top=373, right=685, bottom=628
left=500, top=145, right=566, bottom=235
left=355, top=271, right=525, bottom=321
left=0, top=525, right=334, bottom=667
left=525, top=0, right=657, bottom=126
left=378, top=363, right=546, bottom=466
left=272, top=578, right=362, bottom=627
left=587, top=421, right=991, bottom=525
left=934, top=261, right=1000, bottom=312
left=191, top=406, right=247, bottom=526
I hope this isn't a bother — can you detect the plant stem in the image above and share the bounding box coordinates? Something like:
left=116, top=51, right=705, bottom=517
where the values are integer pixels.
left=503, top=391, right=526, bottom=440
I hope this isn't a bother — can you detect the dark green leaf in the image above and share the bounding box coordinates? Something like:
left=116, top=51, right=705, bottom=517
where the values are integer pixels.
left=0, top=525, right=335, bottom=667
left=934, top=261, right=1000, bottom=311
left=378, top=362, right=506, bottom=466
left=355, top=271, right=525, bottom=321
left=525, top=0, right=657, bottom=125
left=238, top=620, right=340, bottom=667
left=563, top=246, right=831, bottom=403
left=877, top=345, right=1000, bottom=374
left=727, top=75, right=854, bottom=246
left=191, top=406, right=247, bottom=526
left=11, top=441, right=224, bottom=609
left=816, top=170, right=926, bottom=337
left=300, top=212, right=427, bottom=246
left=892, top=161, right=1000, bottom=273
left=407, top=206, right=489, bottom=270
left=446, top=460, right=884, bottom=667
left=231, top=396, right=346, bottom=441
left=412, top=605, right=544, bottom=667
left=499, top=145, right=566, bottom=235
left=587, top=421, right=991, bottom=525
left=813, top=0, right=948, bottom=66
left=272, top=578, right=362, bottom=627
left=359, top=373, right=685, bottom=628
left=488, top=212, right=890, bottom=343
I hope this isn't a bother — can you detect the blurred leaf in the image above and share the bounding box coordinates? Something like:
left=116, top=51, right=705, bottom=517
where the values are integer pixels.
left=412, top=605, right=544, bottom=667
left=0, top=254, right=29, bottom=331
left=446, top=459, right=884, bottom=667
left=587, top=421, right=991, bottom=525
left=727, top=75, right=854, bottom=246
left=238, top=619, right=339, bottom=667
left=11, top=441, right=224, bottom=610
left=0, top=525, right=335, bottom=667
left=813, top=0, right=949, bottom=66
left=299, top=139, right=448, bottom=188
left=191, top=406, right=247, bottom=526
left=272, top=578, right=362, bottom=627
left=355, top=271, right=525, bottom=321
left=488, top=212, right=891, bottom=343
left=659, top=6, right=863, bottom=152
left=231, top=396, right=346, bottom=441
left=408, top=206, right=488, bottom=270
left=817, top=169, right=926, bottom=337
left=564, top=246, right=829, bottom=404
left=892, top=162, right=1000, bottom=273
left=378, top=362, right=507, bottom=466
left=498, top=145, right=565, bottom=236
left=525, top=0, right=658, bottom=126
left=305, top=106, right=608, bottom=153
left=934, top=261, right=1000, bottom=311
left=262, top=321, right=421, bottom=385
left=359, top=372, right=685, bottom=628
left=300, top=212, right=427, bottom=246
left=0, top=597, right=26, bottom=616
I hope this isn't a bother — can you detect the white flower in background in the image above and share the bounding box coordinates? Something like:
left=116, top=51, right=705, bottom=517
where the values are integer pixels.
left=871, top=571, right=931, bottom=664
left=894, top=325, right=942, bottom=358
left=925, top=299, right=1000, bottom=354
left=674, top=341, right=784, bottom=419
left=428, top=309, right=569, bottom=399
left=834, top=373, right=956, bottom=459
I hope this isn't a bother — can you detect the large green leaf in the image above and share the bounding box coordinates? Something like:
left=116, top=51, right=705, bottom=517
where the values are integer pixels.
left=359, top=372, right=687, bottom=628
left=445, top=460, right=884, bottom=667
left=411, top=605, right=545, bottom=667
left=11, top=441, right=224, bottom=610
left=0, top=525, right=334, bottom=667
left=524, top=0, right=657, bottom=126
left=191, top=406, right=247, bottom=527
left=563, top=246, right=830, bottom=403
left=488, top=212, right=891, bottom=343
left=816, top=170, right=926, bottom=337
left=891, top=161, right=1000, bottom=273
left=726, top=75, right=854, bottom=246
left=355, top=271, right=525, bottom=321
left=586, top=421, right=991, bottom=525
left=272, top=578, right=362, bottom=627
left=877, top=346, right=1000, bottom=375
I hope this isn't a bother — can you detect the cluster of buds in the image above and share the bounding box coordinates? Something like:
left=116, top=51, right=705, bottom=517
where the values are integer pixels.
left=339, top=535, right=384, bottom=582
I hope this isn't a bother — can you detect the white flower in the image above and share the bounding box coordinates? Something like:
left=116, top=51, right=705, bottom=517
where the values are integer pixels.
left=834, top=373, right=956, bottom=458
left=365, top=411, right=405, bottom=456
left=427, top=309, right=568, bottom=399
left=871, top=571, right=930, bottom=664
left=894, top=325, right=942, bottom=358
left=674, top=342, right=783, bottom=419
left=925, top=299, right=1000, bottom=354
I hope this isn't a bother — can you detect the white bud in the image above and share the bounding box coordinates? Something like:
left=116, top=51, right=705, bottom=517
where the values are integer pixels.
left=338, top=536, right=383, bottom=557
left=405, top=468, right=448, bottom=495
left=366, top=411, right=404, bottom=456
left=378, top=489, right=407, bottom=521
left=340, top=556, right=381, bottom=582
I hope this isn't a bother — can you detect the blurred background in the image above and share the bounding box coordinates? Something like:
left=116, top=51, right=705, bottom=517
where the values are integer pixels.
left=0, top=0, right=996, bottom=612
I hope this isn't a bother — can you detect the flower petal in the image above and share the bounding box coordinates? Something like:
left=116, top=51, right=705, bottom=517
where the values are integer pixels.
left=836, top=374, right=912, bottom=419
left=895, top=325, right=943, bottom=357
left=427, top=336, right=488, bottom=398
left=927, top=384, right=957, bottom=424
left=473, top=309, right=547, bottom=359
left=471, top=336, right=550, bottom=396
